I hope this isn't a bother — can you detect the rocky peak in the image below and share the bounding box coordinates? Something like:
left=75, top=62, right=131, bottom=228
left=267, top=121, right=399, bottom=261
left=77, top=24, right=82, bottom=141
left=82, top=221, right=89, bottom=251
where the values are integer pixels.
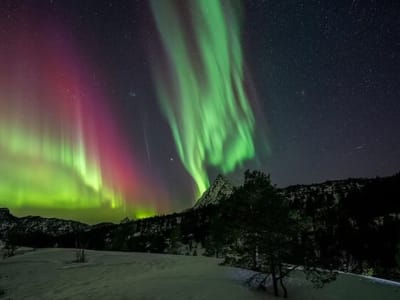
left=193, top=175, right=234, bottom=209
left=0, top=208, right=10, bottom=215
left=0, top=208, right=16, bottom=221
left=0, top=208, right=18, bottom=234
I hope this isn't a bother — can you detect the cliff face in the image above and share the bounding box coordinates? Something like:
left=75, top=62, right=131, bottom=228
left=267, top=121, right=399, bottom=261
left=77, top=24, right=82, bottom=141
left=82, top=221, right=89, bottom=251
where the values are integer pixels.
left=193, top=175, right=233, bottom=209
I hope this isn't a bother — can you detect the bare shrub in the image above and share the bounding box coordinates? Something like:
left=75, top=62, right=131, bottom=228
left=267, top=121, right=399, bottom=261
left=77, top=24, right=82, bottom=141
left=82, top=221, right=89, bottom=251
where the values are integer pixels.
left=74, top=248, right=86, bottom=263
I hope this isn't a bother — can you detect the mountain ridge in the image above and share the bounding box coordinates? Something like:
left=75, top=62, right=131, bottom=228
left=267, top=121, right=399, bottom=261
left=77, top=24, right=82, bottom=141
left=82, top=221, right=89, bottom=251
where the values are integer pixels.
left=0, top=173, right=393, bottom=236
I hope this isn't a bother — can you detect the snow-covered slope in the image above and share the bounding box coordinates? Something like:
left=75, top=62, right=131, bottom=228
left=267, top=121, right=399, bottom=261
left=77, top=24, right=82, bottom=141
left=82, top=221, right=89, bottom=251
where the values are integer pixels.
left=0, top=248, right=399, bottom=300
left=0, top=248, right=265, bottom=300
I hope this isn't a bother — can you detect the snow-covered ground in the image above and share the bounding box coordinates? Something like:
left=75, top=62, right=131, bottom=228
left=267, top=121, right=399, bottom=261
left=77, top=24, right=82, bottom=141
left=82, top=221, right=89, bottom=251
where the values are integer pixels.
left=0, top=248, right=399, bottom=300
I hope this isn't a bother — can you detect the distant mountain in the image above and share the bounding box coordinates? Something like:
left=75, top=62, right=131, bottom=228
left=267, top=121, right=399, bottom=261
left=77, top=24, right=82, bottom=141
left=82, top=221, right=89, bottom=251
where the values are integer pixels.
left=193, top=175, right=234, bottom=209
left=0, top=208, right=89, bottom=239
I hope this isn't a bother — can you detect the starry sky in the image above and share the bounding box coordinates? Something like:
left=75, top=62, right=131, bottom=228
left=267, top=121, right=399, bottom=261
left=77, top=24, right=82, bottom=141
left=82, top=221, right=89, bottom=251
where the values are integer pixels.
left=0, top=0, right=399, bottom=223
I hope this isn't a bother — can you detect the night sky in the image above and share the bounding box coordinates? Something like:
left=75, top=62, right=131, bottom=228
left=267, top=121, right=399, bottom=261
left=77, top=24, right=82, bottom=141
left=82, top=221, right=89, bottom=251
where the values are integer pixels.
left=0, top=0, right=399, bottom=223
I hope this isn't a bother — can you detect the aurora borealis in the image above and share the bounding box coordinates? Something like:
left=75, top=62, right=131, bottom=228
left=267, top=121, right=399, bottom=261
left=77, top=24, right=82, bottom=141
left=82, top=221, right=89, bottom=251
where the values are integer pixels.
left=150, top=0, right=257, bottom=197
left=0, top=0, right=263, bottom=222
left=0, top=0, right=399, bottom=223
left=0, top=8, right=161, bottom=222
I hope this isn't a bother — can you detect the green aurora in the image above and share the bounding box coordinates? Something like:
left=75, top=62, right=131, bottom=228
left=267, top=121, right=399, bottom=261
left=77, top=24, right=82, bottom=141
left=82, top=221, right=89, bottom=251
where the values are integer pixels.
left=0, top=18, right=161, bottom=223
left=150, top=0, right=259, bottom=198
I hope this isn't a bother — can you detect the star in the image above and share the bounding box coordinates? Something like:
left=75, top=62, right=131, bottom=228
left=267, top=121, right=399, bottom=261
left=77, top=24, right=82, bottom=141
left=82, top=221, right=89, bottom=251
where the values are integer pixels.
left=354, top=144, right=366, bottom=150
left=128, top=90, right=136, bottom=97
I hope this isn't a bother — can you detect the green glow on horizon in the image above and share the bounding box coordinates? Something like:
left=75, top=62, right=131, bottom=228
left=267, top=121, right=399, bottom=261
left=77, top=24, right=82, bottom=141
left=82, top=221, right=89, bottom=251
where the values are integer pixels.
left=0, top=121, right=119, bottom=210
left=0, top=117, right=157, bottom=223
left=151, top=0, right=257, bottom=198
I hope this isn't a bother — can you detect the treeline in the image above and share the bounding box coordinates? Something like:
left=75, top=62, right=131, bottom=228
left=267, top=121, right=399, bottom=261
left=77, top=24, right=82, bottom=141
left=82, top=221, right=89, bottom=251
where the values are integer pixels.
left=303, top=173, right=400, bottom=280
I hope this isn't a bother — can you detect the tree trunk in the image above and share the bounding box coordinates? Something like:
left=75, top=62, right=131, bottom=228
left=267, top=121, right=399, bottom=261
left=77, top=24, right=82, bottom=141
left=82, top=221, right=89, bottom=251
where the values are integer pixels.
left=279, top=264, right=288, bottom=298
left=252, top=246, right=257, bottom=270
left=271, top=262, right=279, bottom=297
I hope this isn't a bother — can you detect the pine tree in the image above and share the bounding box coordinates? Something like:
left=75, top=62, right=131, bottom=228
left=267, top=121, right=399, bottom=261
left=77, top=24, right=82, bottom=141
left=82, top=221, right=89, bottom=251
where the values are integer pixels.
left=222, top=170, right=336, bottom=298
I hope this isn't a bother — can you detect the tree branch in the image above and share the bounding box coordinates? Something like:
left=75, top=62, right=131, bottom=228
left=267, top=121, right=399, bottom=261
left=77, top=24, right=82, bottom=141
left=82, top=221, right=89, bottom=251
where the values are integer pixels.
left=276, top=264, right=299, bottom=280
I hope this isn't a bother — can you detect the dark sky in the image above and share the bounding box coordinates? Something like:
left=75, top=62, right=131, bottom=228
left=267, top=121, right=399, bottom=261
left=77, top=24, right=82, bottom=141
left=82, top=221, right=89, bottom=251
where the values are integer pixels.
left=244, top=0, right=400, bottom=187
left=1, top=0, right=399, bottom=218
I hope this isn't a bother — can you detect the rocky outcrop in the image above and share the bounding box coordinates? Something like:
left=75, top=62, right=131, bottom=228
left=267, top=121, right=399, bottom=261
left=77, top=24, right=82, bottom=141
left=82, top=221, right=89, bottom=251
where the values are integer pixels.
left=193, top=175, right=234, bottom=209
